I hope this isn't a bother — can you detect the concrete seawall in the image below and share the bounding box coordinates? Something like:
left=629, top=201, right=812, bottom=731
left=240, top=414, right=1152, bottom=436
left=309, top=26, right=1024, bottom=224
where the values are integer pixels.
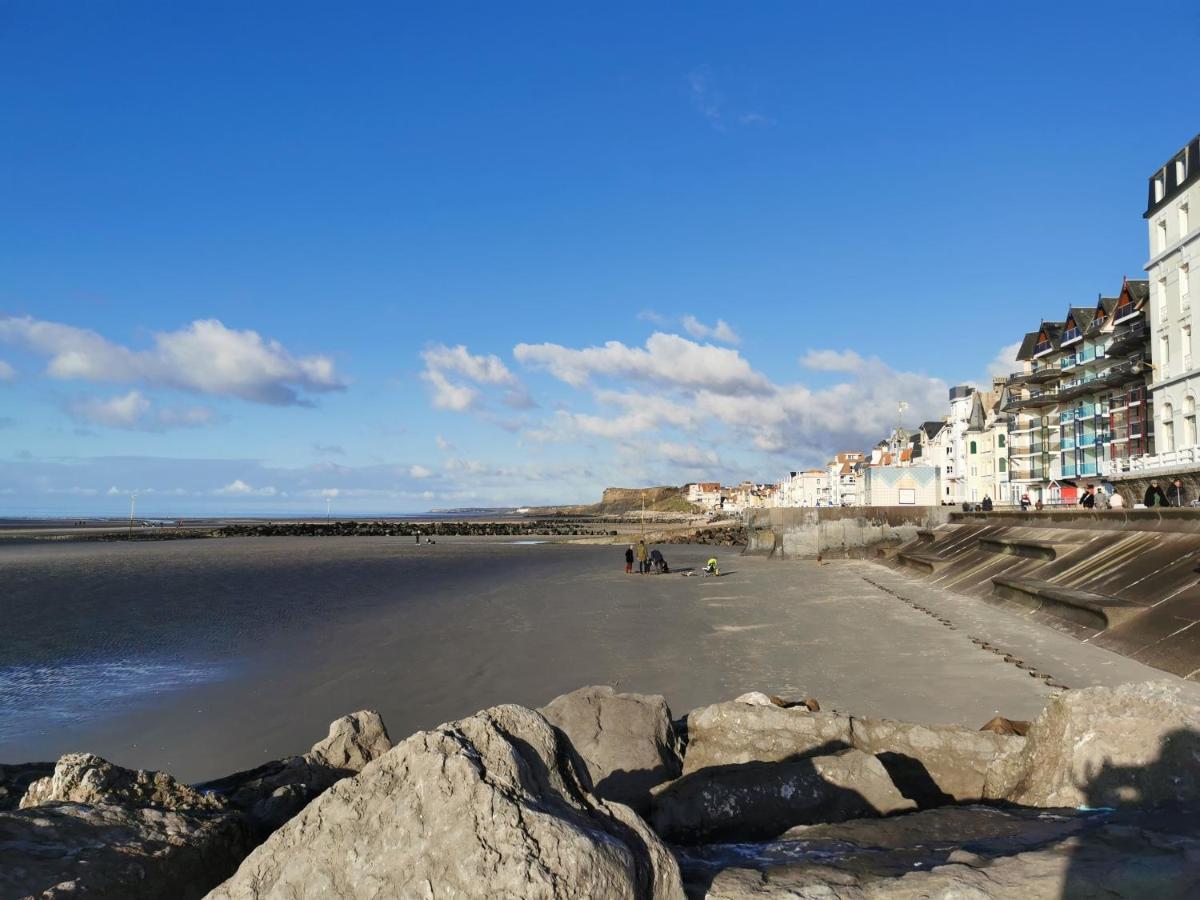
left=744, top=506, right=953, bottom=558
left=882, top=510, right=1200, bottom=680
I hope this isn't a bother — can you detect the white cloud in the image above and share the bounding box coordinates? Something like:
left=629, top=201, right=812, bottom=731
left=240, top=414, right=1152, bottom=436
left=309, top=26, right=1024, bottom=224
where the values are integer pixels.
left=0, top=360, right=15, bottom=381
left=636, top=309, right=667, bottom=324
left=435, top=434, right=455, bottom=451
left=515, top=332, right=768, bottom=394
left=687, top=67, right=771, bottom=132
left=214, top=479, right=277, bottom=497
left=419, top=343, right=531, bottom=412
left=656, top=441, right=720, bottom=468
left=66, top=390, right=218, bottom=431
left=0, top=316, right=346, bottom=405
left=800, top=349, right=866, bottom=372
left=409, top=464, right=433, bottom=478
left=986, top=341, right=1022, bottom=381
left=682, top=316, right=740, bottom=345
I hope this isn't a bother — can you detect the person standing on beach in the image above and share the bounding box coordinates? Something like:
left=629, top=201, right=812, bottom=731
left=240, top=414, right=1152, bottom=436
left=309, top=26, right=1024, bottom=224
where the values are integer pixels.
left=636, top=540, right=648, bottom=574
left=624, top=545, right=634, bottom=574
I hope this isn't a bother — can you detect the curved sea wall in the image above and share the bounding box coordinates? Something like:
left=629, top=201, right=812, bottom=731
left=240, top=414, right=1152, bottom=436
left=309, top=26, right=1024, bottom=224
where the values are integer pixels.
left=744, top=506, right=953, bottom=558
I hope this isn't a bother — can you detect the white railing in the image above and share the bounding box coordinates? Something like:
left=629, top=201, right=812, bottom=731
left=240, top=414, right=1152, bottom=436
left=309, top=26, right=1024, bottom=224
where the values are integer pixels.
left=1102, top=448, right=1200, bottom=477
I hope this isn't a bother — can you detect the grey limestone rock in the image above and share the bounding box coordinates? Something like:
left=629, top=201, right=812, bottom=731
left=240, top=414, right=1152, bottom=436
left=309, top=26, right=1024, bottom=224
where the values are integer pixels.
left=682, top=702, right=854, bottom=775
left=19, top=752, right=226, bottom=812
left=0, top=801, right=253, bottom=900
left=989, top=681, right=1200, bottom=808
left=208, top=703, right=685, bottom=899
left=539, top=684, right=682, bottom=814
left=194, top=709, right=391, bottom=834
left=651, top=748, right=915, bottom=844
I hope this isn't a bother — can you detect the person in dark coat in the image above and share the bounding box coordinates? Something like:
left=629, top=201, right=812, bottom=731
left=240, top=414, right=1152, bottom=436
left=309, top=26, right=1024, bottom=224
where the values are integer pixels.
left=981, top=496, right=993, bottom=512
left=1171, top=479, right=1187, bottom=507
left=1144, top=480, right=1170, bottom=507
left=1079, top=485, right=1096, bottom=509
left=624, top=545, right=634, bottom=574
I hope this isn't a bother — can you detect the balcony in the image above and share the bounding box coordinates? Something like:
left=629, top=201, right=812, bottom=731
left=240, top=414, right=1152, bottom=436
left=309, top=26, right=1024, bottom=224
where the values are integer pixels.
left=1102, top=447, right=1200, bottom=478
left=1107, top=320, right=1148, bottom=354
left=1033, top=340, right=1057, bottom=357
left=1060, top=326, right=1083, bottom=346
left=1113, top=304, right=1141, bottom=325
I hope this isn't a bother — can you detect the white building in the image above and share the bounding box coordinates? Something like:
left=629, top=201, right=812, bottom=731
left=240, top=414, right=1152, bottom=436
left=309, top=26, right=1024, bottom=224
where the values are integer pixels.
left=685, top=482, right=724, bottom=511
left=963, top=382, right=1012, bottom=505
left=943, top=385, right=976, bottom=505
left=827, top=451, right=864, bottom=506
left=778, top=469, right=831, bottom=507
left=1146, top=133, right=1200, bottom=466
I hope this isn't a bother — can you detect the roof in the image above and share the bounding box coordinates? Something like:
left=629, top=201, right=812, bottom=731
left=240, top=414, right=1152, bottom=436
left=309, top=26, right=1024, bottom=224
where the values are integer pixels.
left=1063, top=306, right=1096, bottom=330
left=919, top=420, right=945, bottom=439
left=1014, top=331, right=1040, bottom=361
left=1127, top=279, right=1149, bottom=303
left=966, top=392, right=987, bottom=431
left=899, top=448, right=913, bottom=462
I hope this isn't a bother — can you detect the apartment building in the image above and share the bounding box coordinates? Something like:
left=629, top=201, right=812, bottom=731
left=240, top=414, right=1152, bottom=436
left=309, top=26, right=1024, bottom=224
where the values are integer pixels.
left=827, top=451, right=864, bottom=506
left=963, top=381, right=1012, bottom=504
left=1001, top=279, right=1154, bottom=501
left=1142, top=133, right=1200, bottom=469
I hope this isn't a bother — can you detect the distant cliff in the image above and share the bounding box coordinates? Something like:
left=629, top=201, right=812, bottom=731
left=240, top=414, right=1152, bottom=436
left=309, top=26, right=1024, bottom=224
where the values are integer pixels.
left=527, top=486, right=702, bottom=517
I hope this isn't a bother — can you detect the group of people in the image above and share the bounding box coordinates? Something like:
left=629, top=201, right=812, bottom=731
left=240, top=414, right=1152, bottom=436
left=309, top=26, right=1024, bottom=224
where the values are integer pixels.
left=1010, top=478, right=1190, bottom=510
left=625, top=540, right=669, bottom=574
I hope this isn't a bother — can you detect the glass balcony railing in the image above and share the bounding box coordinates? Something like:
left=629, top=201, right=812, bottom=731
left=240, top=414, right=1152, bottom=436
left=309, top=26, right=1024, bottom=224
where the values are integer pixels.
left=1061, top=326, right=1082, bottom=344
left=1034, top=340, right=1055, bottom=356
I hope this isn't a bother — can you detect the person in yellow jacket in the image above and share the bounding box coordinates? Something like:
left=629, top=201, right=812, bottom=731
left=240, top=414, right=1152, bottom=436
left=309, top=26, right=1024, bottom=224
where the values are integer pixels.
left=635, top=540, right=649, bottom=574
left=704, top=557, right=719, bottom=576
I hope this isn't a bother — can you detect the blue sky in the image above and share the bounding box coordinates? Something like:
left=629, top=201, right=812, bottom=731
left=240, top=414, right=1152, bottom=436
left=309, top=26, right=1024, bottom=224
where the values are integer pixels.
left=1, top=1, right=1197, bottom=515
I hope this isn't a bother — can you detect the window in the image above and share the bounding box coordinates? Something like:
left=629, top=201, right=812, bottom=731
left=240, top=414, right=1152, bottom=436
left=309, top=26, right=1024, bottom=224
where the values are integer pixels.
left=1182, top=263, right=1191, bottom=307
left=969, top=440, right=977, bottom=454
left=1187, top=397, right=1198, bottom=448
left=1177, top=158, right=1189, bottom=185
left=1159, top=277, right=1169, bottom=318
left=1161, top=333, right=1171, bottom=379
left=1163, top=402, right=1176, bottom=452
left=999, top=458, right=1007, bottom=472
left=1181, top=203, right=1191, bottom=237
left=1158, top=219, right=1169, bottom=253
left=1155, top=174, right=1166, bottom=203
left=998, top=434, right=1005, bottom=448
left=1185, top=324, right=1193, bottom=372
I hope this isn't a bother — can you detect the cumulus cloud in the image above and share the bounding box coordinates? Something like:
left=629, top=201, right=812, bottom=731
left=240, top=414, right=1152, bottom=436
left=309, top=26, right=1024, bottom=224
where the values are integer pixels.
left=800, top=349, right=867, bottom=372
left=420, top=343, right=531, bottom=412
left=409, top=464, right=433, bottom=478
left=0, top=316, right=345, bottom=405
left=656, top=441, right=720, bottom=468
left=435, top=434, right=455, bottom=451
left=985, top=341, right=1023, bottom=381
left=66, top=390, right=219, bottom=431
left=515, top=332, right=768, bottom=395
left=0, top=360, right=15, bottom=381
left=682, top=316, right=740, bottom=345
left=214, top=479, right=278, bottom=496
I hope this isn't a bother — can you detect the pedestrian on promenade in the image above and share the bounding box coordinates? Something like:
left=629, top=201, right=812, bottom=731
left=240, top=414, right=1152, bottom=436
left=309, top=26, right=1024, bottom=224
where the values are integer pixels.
left=1144, top=480, right=1170, bottom=507
left=1110, top=491, right=1125, bottom=509
left=1095, top=486, right=1111, bottom=510
left=636, top=540, right=649, bottom=574
left=1171, top=479, right=1187, bottom=507
left=624, top=545, right=634, bottom=574
left=415, top=530, right=421, bottom=544
left=1034, top=499, right=1044, bottom=511
left=1019, top=494, right=1031, bottom=511
left=981, top=496, right=993, bottom=512
left=1079, top=485, right=1096, bottom=509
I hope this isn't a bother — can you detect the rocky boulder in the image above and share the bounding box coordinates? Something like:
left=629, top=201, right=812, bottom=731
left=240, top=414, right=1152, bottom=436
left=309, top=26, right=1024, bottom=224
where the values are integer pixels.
left=849, top=717, right=1024, bottom=806
left=194, top=709, right=391, bottom=835
left=19, top=753, right=226, bottom=812
left=539, top=685, right=682, bottom=815
left=208, top=704, right=685, bottom=899
left=990, top=681, right=1200, bottom=808
left=681, top=804, right=1200, bottom=899
left=682, top=701, right=853, bottom=774
left=0, top=762, right=52, bottom=811
left=0, top=801, right=253, bottom=900
left=651, top=748, right=915, bottom=844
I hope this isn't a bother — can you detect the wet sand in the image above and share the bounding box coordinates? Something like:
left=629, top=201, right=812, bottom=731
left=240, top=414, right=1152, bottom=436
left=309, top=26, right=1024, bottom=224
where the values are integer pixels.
left=1, top=538, right=1187, bottom=782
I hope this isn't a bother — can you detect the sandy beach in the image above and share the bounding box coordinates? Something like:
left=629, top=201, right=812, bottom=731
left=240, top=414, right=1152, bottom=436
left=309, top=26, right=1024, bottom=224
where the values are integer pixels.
left=2, top=537, right=1182, bottom=782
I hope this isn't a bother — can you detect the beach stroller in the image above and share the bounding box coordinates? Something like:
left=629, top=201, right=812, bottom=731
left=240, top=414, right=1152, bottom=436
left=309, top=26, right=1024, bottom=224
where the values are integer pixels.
left=703, top=557, right=719, bottom=577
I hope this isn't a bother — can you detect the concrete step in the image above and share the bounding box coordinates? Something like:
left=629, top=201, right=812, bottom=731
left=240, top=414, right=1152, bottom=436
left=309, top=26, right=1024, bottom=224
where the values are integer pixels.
left=897, top=551, right=951, bottom=575
left=915, top=529, right=937, bottom=543
left=977, top=537, right=1060, bottom=561
left=991, top=576, right=1147, bottom=631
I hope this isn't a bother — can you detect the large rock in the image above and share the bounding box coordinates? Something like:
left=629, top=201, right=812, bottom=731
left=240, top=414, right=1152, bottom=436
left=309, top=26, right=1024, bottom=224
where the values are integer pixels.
left=0, top=801, right=253, bottom=900
left=650, top=748, right=915, bottom=844
left=849, top=717, right=1024, bottom=805
left=539, top=685, right=682, bottom=814
left=684, top=805, right=1200, bottom=899
left=20, top=753, right=226, bottom=812
left=990, top=681, right=1200, bottom=808
left=0, top=762, right=52, bottom=811
left=195, top=709, right=391, bottom=833
left=209, top=704, right=685, bottom=899
left=682, top=701, right=853, bottom=774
